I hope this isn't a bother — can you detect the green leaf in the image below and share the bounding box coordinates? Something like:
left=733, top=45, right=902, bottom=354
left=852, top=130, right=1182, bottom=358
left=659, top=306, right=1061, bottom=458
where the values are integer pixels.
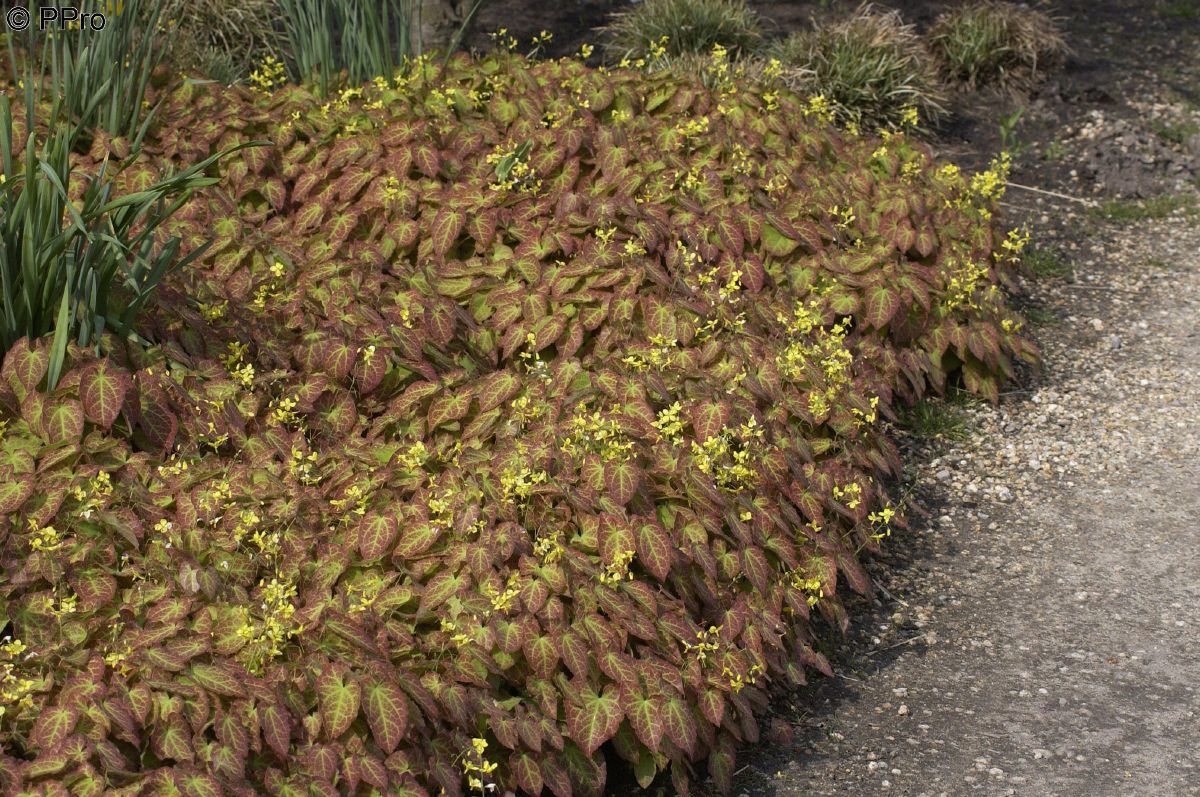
left=363, top=679, right=410, bottom=755
left=316, top=665, right=361, bottom=739
left=358, top=512, right=398, bottom=562
left=565, top=685, right=623, bottom=756
left=761, top=223, right=799, bottom=257
left=79, top=361, right=130, bottom=429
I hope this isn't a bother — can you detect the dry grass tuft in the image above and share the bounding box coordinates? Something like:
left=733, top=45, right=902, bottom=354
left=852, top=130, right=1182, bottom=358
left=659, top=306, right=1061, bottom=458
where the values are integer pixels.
left=928, top=1, right=1068, bottom=88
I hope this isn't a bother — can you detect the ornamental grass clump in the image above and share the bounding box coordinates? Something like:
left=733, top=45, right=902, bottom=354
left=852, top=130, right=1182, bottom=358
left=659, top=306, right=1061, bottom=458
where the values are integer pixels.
left=0, top=48, right=1034, bottom=796
left=929, top=1, right=1068, bottom=88
left=29, top=0, right=170, bottom=144
left=769, top=4, right=946, bottom=131
left=156, top=0, right=289, bottom=83
left=602, top=0, right=766, bottom=64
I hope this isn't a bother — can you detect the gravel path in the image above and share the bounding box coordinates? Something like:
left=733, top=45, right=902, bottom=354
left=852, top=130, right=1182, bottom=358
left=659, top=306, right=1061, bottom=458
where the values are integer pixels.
left=715, top=211, right=1200, bottom=796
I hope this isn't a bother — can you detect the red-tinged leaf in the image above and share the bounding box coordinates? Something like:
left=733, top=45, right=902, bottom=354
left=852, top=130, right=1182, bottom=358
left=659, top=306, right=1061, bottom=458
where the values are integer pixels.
left=69, top=568, right=116, bottom=613
left=560, top=630, right=590, bottom=677
left=605, top=460, right=640, bottom=506
left=531, top=313, right=567, bottom=351
left=427, top=391, right=470, bottom=430
left=642, top=297, right=677, bottom=340
left=714, top=215, right=744, bottom=257
left=138, top=389, right=178, bottom=452
left=0, top=475, right=32, bottom=513
left=565, top=685, right=623, bottom=757
left=294, top=202, right=323, bottom=234
left=358, top=512, right=398, bottom=561
left=512, top=752, right=544, bottom=795
left=189, top=663, right=245, bottom=698
left=363, top=679, right=409, bottom=755
left=523, top=634, right=559, bottom=679
left=43, top=398, right=84, bottom=444
left=317, top=666, right=361, bottom=739
left=741, top=547, right=772, bottom=594
left=394, top=523, right=439, bottom=558
left=708, top=740, right=735, bottom=794
left=597, top=514, right=635, bottom=565
left=634, top=522, right=673, bottom=581
left=79, top=361, right=130, bottom=429
left=619, top=691, right=664, bottom=753
left=864, top=284, right=901, bottom=329
left=541, top=753, right=573, bottom=797
left=31, top=705, right=78, bottom=751
left=413, top=143, right=440, bottom=178
left=259, top=702, right=292, bottom=759
left=180, top=772, right=222, bottom=797
left=662, top=697, right=696, bottom=757
left=699, top=689, right=725, bottom=727
left=2, top=336, right=48, bottom=397
left=326, top=212, right=356, bottom=247
left=418, top=571, right=463, bottom=616
left=154, top=720, right=194, bottom=763
left=475, top=371, right=520, bottom=413
left=742, top=252, right=766, bottom=292
left=431, top=208, right=466, bottom=259
left=25, top=753, right=68, bottom=779
left=915, top=223, right=937, bottom=257
left=335, top=167, right=373, bottom=202
left=690, top=400, right=729, bottom=443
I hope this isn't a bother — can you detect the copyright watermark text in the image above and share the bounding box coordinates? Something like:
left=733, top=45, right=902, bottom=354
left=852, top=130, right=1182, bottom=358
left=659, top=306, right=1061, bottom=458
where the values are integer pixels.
left=5, top=6, right=109, bottom=33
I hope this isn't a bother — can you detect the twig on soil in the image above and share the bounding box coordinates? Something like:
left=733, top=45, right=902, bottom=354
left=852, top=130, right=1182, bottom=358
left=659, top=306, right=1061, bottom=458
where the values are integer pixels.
left=1061, top=283, right=1140, bottom=294
left=874, top=580, right=910, bottom=608
left=865, top=632, right=934, bottom=656
left=1005, top=181, right=1099, bottom=207
left=733, top=765, right=752, bottom=778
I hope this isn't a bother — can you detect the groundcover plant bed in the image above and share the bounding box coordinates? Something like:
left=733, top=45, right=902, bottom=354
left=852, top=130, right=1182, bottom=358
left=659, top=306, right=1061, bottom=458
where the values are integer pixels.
left=0, top=47, right=1036, bottom=796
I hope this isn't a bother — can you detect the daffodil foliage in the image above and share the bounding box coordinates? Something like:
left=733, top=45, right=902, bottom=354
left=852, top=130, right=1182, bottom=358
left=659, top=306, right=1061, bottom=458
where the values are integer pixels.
left=0, top=48, right=1035, bottom=797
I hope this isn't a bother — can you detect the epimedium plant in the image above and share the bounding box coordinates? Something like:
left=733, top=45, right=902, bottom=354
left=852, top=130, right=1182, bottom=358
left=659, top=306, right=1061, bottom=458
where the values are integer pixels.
left=0, top=45, right=1036, bottom=797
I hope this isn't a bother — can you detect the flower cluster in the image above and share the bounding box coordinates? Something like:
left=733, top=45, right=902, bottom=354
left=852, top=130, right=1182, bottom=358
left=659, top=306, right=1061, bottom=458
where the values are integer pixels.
left=235, top=576, right=303, bottom=674
left=690, top=416, right=765, bottom=493
left=248, top=55, right=286, bottom=93
left=560, top=406, right=635, bottom=462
